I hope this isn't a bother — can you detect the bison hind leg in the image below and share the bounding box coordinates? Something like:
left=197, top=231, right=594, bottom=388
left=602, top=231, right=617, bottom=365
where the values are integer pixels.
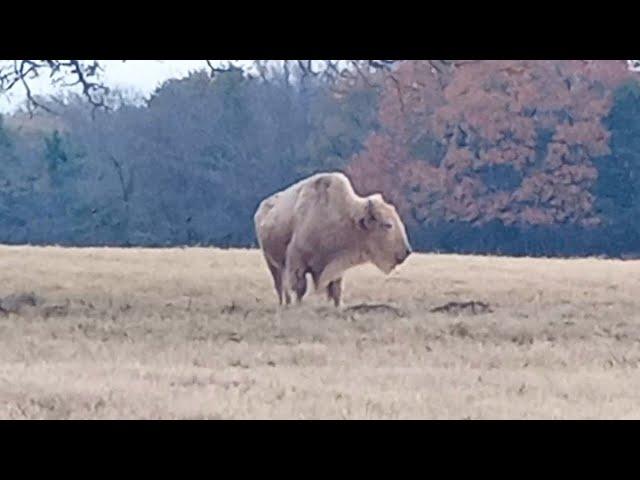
left=265, top=261, right=285, bottom=305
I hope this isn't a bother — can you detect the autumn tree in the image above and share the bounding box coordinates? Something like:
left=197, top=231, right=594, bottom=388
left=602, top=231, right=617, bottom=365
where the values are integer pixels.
left=348, top=60, right=638, bottom=253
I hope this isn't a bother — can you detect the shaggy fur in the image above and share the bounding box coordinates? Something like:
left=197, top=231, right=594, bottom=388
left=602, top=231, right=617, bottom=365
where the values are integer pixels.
left=254, top=172, right=412, bottom=306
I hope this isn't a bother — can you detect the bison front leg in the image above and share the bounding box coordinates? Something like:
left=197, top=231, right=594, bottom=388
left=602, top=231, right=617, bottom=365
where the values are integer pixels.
left=284, top=250, right=308, bottom=304
left=326, top=278, right=343, bottom=307
left=291, top=269, right=308, bottom=304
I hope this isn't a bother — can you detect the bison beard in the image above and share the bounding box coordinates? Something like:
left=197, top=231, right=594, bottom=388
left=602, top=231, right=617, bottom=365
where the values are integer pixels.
left=254, top=172, right=412, bottom=306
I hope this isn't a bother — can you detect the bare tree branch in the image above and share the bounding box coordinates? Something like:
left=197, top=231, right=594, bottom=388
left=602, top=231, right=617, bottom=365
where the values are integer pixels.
left=1, top=60, right=110, bottom=116
left=1, top=59, right=404, bottom=115
left=5, top=60, right=639, bottom=116
left=205, top=60, right=243, bottom=78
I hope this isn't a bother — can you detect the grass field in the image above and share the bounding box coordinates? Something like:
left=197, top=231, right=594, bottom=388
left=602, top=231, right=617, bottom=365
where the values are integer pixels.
left=1, top=245, right=640, bottom=419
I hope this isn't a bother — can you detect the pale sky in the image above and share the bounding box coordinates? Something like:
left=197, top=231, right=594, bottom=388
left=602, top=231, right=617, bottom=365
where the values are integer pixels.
left=0, top=60, right=251, bottom=113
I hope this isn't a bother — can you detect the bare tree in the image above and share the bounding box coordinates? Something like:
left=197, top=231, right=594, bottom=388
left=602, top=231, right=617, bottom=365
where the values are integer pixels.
left=0, top=60, right=110, bottom=115
left=203, top=60, right=399, bottom=83
left=1, top=60, right=403, bottom=114
left=5, top=60, right=640, bottom=115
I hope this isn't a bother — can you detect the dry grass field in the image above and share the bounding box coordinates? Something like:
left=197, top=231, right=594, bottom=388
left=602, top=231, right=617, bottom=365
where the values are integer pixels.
left=1, top=245, right=640, bottom=419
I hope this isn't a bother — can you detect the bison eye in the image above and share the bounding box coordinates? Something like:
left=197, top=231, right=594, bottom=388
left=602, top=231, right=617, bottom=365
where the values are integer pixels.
left=382, top=222, right=393, bottom=230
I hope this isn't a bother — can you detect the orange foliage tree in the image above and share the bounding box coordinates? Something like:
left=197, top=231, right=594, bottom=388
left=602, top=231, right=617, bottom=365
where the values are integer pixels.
left=347, top=60, right=635, bottom=230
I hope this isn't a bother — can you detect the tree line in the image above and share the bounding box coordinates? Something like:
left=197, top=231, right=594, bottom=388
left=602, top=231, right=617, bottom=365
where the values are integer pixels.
left=2, top=60, right=640, bottom=257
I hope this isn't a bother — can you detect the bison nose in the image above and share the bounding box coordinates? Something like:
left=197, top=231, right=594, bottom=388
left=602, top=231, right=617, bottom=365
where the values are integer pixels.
left=406, top=246, right=412, bottom=256
left=396, top=248, right=411, bottom=265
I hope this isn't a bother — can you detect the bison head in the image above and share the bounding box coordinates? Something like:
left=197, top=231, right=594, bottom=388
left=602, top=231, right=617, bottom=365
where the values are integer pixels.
left=358, top=194, right=412, bottom=274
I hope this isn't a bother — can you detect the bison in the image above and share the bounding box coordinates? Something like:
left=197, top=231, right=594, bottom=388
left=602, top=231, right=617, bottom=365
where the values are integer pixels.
left=254, top=172, right=412, bottom=306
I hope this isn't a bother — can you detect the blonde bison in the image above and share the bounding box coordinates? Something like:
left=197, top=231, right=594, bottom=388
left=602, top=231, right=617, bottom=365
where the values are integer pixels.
left=254, top=172, right=412, bottom=306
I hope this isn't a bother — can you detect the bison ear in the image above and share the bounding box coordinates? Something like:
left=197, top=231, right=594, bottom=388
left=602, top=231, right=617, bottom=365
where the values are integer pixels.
left=358, top=199, right=378, bottom=231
